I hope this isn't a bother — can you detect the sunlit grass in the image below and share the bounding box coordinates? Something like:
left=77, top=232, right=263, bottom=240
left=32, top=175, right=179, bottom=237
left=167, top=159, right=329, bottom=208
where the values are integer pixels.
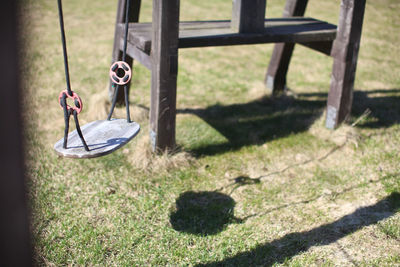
left=23, top=0, right=400, bottom=265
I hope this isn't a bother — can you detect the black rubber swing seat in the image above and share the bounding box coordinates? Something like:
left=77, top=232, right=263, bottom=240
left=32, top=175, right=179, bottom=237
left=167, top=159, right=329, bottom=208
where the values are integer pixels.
left=54, top=118, right=140, bottom=158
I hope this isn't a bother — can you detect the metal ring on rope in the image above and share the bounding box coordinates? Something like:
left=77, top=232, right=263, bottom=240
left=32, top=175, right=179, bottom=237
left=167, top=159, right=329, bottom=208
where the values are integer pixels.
left=110, top=61, right=132, bottom=85
left=58, top=90, right=83, bottom=114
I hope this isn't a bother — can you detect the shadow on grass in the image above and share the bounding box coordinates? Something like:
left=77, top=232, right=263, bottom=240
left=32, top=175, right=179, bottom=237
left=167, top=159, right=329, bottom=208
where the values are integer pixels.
left=301, top=88, right=400, bottom=128
left=169, top=174, right=396, bottom=237
left=170, top=191, right=243, bottom=236
left=195, top=192, right=400, bottom=266
left=353, top=89, right=400, bottom=128
left=178, top=95, right=325, bottom=157
left=178, top=88, right=400, bottom=157
left=234, top=173, right=399, bottom=220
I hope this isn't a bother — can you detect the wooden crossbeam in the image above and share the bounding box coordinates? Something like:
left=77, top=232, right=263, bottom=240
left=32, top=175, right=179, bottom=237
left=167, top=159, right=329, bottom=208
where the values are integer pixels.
left=120, top=18, right=336, bottom=55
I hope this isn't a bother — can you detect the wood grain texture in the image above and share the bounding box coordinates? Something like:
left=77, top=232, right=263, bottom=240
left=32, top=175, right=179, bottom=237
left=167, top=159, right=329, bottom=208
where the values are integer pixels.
left=326, top=0, right=366, bottom=129
left=123, top=18, right=336, bottom=54
left=150, top=0, right=180, bottom=152
left=121, top=39, right=152, bottom=70
left=231, top=0, right=266, bottom=33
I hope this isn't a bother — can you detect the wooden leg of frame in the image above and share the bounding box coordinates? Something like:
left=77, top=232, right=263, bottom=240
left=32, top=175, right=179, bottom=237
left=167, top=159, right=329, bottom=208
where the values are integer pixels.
left=265, top=0, right=308, bottom=96
left=150, top=0, right=180, bottom=152
left=325, top=0, right=366, bottom=129
left=326, top=60, right=357, bottom=129
left=265, top=43, right=295, bottom=96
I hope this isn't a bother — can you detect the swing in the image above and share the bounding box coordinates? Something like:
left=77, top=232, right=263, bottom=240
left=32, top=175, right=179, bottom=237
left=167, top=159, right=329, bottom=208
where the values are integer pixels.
left=53, top=0, right=140, bottom=158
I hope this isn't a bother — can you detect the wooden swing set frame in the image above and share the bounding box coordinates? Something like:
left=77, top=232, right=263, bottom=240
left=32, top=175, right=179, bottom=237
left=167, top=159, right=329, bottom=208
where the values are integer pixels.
left=110, top=0, right=366, bottom=152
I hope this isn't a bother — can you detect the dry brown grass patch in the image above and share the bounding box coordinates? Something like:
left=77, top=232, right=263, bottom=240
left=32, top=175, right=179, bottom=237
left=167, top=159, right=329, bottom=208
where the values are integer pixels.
left=85, top=88, right=194, bottom=173
left=309, top=110, right=360, bottom=146
left=126, top=134, right=195, bottom=173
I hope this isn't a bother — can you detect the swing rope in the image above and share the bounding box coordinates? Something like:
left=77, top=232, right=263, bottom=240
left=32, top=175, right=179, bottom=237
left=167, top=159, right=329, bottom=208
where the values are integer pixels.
left=107, top=0, right=131, bottom=123
left=54, top=0, right=141, bottom=158
left=122, top=0, right=130, bottom=62
left=57, top=0, right=72, bottom=96
left=57, top=0, right=89, bottom=151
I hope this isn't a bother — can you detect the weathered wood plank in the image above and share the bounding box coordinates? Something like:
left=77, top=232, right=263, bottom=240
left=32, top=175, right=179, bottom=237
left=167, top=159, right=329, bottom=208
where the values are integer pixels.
left=126, top=18, right=327, bottom=32
left=124, top=18, right=336, bottom=54
left=265, top=0, right=309, bottom=95
left=178, top=23, right=335, bottom=48
left=109, top=0, right=141, bottom=103
left=326, top=0, right=366, bottom=129
left=150, top=0, right=180, bottom=152
left=232, top=0, right=266, bottom=33
left=120, top=38, right=152, bottom=70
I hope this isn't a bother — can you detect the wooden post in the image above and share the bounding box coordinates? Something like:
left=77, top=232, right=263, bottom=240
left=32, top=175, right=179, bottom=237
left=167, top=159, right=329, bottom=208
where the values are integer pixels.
left=0, top=0, right=31, bottom=265
left=326, top=0, right=366, bottom=129
left=109, top=0, right=141, bottom=103
left=265, top=0, right=308, bottom=95
left=231, top=0, right=266, bottom=33
left=150, top=0, right=180, bottom=152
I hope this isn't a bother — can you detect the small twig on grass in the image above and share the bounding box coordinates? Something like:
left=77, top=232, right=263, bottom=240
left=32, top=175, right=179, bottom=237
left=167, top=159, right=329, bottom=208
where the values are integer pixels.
left=256, top=139, right=349, bottom=181
left=240, top=173, right=397, bottom=220
left=351, top=108, right=371, bottom=127
left=217, top=108, right=373, bottom=195
left=215, top=138, right=350, bottom=195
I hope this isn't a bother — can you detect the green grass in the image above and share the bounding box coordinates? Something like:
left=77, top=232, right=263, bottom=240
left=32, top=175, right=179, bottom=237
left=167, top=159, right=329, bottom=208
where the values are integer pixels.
left=379, top=217, right=400, bottom=240
left=23, top=0, right=400, bottom=265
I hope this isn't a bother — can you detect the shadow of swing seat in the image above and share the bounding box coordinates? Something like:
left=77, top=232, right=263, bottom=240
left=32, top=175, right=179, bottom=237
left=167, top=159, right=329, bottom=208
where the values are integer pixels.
left=110, top=0, right=366, bottom=152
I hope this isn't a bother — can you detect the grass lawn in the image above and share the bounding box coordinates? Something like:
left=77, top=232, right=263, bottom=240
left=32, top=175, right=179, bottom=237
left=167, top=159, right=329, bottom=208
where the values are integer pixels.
left=23, top=0, right=400, bottom=265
